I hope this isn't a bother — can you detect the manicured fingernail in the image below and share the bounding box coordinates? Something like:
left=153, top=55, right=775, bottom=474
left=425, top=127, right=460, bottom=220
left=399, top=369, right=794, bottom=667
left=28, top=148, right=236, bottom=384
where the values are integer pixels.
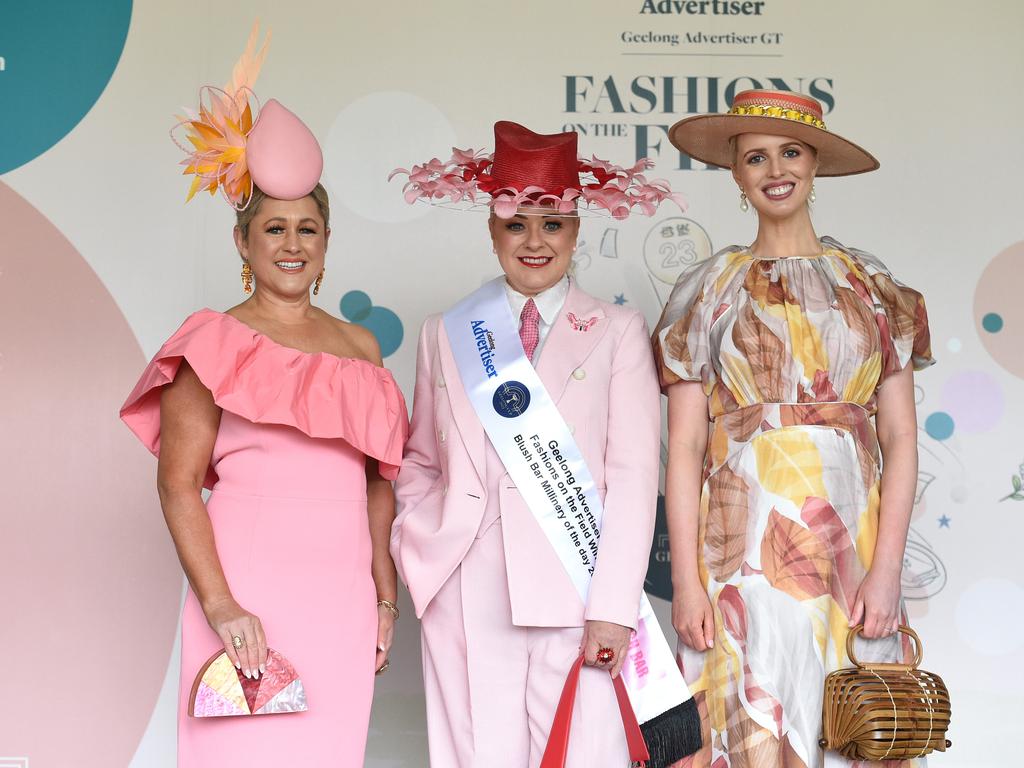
left=253, top=669, right=259, bottom=679
left=244, top=669, right=251, bottom=679
left=235, top=661, right=241, bottom=669
left=259, top=664, right=265, bottom=674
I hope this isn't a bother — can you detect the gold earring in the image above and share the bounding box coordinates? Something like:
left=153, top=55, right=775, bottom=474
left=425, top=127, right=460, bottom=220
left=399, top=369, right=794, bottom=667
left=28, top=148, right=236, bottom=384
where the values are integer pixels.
left=313, top=268, right=325, bottom=296
left=809, top=185, right=817, bottom=204
left=241, top=261, right=253, bottom=293
left=739, top=190, right=749, bottom=212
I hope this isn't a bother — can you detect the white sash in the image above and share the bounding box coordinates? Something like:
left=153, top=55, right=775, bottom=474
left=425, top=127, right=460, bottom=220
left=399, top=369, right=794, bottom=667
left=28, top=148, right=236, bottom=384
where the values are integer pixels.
left=443, top=277, right=691, bottom=724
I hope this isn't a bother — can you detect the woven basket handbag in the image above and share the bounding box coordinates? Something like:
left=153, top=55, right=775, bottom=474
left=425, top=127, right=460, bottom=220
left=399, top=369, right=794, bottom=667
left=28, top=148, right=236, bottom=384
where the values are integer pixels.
left=819, top=624, right=951, bottom=761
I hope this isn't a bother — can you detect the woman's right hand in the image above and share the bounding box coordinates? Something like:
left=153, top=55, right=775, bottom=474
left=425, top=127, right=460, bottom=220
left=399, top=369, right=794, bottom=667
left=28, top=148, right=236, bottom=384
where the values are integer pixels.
left=203, top=596, right=268, bottom=679
left=673, top=581, right=715, bottom=652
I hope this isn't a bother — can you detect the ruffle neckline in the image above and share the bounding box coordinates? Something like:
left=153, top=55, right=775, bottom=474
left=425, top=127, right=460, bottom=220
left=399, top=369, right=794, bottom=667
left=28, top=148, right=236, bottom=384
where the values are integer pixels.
left=120, top=309, right=409, bottom=484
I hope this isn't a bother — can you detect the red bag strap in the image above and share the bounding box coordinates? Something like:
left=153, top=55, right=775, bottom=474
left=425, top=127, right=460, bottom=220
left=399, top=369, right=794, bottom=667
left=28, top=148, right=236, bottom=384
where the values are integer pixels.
left=540, top=654, right=650, bottom=768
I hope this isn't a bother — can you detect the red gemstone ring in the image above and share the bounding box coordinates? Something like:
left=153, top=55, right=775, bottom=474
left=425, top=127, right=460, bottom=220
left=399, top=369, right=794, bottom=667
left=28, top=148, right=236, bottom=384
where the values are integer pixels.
left=596, top=647, right=615, bottom=665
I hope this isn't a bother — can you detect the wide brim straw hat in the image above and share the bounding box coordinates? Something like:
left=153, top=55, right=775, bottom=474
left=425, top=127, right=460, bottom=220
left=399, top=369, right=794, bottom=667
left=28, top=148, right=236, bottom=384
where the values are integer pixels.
left=668, top=89, right=878, bottom=177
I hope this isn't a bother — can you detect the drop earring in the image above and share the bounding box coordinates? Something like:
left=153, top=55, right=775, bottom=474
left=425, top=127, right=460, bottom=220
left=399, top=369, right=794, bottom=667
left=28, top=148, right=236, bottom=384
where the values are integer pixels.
left=739, top=190, right=749, bottom=212
left=241, top=261, right=253, bottom=293
left=809, top=185, right=817, bottom=204
left=313, top=268, right=325, bottom=296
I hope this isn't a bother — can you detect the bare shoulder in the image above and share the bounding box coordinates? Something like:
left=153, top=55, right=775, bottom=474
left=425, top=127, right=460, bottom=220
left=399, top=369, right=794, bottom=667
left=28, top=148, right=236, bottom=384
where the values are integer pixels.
left=223, top=302, right=254, bottom=322
left=327, top=314, right=383, bottom=366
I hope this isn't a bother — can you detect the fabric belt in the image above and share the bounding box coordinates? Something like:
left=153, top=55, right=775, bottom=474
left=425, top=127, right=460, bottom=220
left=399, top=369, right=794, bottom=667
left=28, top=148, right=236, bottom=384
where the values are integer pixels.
left=707, top=401, right=878, bottom=478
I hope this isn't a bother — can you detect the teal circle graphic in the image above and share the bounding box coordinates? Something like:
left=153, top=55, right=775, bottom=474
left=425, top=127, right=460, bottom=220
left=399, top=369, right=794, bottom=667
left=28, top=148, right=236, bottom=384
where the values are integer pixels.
left=0, top=1, right=132, bottom=174
left=340, top=290, right=372, bottom=322
left=339, top=291, right=404, bottom=358
left=982, top=313, right=1004, bottom=333
left=361, top=307, right=404, bottom=358
left=925, top=412, right=955, bottom=441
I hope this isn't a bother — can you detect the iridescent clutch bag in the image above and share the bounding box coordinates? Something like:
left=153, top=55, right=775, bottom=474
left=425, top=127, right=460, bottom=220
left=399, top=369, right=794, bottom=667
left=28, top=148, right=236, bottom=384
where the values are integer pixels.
left=188, top=648, right=308, bottom=717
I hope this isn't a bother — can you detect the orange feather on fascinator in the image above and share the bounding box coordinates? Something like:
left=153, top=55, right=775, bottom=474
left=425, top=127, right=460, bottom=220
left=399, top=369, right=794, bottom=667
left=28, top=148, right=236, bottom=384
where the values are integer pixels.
left=171, top=22, right=271, bottom=209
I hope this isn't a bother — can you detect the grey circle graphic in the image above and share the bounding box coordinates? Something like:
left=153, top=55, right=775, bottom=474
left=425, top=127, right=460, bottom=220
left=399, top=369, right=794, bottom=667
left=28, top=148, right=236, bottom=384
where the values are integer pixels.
left=643, top=217, right=713, bottom=285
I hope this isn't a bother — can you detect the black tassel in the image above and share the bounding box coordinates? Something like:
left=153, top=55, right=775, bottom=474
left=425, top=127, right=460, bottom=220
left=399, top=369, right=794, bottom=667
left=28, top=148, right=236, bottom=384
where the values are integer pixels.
left=640, top=698, right=702, bottom=768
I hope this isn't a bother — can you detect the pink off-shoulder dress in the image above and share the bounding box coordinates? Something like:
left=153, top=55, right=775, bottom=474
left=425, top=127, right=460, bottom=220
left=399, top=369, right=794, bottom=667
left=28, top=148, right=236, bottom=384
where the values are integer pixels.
left=120, top=309, right=408, bottom=767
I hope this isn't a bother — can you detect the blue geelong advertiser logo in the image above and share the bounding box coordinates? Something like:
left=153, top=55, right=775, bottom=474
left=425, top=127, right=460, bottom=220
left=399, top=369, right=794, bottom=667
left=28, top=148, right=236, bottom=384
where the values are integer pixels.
left=493, top=381, right=531, bottom=419
left=471, top=320, right=498, bottom=379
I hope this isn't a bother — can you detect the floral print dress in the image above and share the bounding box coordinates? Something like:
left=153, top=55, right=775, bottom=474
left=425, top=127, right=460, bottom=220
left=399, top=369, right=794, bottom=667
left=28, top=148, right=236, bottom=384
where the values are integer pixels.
left=653, top=237, right=934, bottom=768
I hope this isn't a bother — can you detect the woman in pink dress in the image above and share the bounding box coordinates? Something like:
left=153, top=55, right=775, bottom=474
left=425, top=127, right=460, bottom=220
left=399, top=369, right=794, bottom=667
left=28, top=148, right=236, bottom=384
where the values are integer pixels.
left=120, top=28, right=408, bottom=766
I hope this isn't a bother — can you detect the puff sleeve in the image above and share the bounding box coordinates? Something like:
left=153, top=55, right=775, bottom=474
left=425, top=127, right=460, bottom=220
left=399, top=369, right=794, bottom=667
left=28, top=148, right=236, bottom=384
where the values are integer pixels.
left=652, top=250, right=737, bottom=392
left=841, top=243, right=935, bottom=380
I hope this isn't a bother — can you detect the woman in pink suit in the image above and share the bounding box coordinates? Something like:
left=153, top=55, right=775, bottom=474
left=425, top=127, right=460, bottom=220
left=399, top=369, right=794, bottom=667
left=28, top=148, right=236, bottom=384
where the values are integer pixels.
left=390, top=122, right=701, bottom=767
left=120, top=30, right=407, bottom=766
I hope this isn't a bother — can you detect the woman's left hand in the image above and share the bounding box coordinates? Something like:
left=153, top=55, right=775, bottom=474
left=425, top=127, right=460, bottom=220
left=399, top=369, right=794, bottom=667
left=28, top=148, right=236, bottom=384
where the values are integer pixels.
left=581, top=620, right=632, bottom=679
left=375, top=605, right=395, bottom=674
left=850, top=564, right=902, bottom=639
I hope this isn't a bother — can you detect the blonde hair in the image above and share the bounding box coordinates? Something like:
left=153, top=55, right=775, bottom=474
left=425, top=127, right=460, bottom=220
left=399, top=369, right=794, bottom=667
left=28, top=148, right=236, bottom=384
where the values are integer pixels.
left=235, top=183, right=331, bottom=238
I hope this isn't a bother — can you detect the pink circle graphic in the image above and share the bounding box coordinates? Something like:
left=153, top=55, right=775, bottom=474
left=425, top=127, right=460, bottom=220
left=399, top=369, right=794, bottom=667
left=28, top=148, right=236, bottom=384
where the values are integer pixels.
left=940, top=370, right=1005, bottom=434
left=0, top=181, right=181, bottom=765
left=975, top=242, right=1024, bottom=379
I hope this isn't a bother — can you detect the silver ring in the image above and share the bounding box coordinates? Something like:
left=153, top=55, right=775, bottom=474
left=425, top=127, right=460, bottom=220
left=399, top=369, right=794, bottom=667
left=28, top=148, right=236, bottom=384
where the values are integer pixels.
left=232, top=635, right=244, bottom=649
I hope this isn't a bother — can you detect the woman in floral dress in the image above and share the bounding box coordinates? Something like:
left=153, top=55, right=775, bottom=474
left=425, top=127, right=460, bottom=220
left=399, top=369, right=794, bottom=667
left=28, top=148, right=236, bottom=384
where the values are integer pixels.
left=654, top=90, right=934, bottom=767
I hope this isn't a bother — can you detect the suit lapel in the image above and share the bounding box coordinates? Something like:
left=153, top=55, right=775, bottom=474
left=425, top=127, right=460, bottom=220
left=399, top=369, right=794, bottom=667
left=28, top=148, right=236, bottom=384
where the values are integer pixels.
left=535, top=282, right=608, bottom=404
left=437, top=319, right=488, bottom=484
left=436, top=282, right=608, bottom=484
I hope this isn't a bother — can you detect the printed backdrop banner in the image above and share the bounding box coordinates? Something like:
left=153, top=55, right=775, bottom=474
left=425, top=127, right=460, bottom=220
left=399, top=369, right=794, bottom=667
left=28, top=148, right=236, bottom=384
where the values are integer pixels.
left=1, top=1, right=1021, bottom=766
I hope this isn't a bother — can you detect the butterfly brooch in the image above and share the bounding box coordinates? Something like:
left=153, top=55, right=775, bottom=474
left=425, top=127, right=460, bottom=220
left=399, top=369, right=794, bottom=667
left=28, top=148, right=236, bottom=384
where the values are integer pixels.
left=567, top=313, right=598, bottom=332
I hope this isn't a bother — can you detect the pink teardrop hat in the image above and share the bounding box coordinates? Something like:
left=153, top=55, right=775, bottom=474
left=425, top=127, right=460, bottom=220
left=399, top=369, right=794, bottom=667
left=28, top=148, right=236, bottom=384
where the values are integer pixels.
left=247, top=99, right=324, bottom=200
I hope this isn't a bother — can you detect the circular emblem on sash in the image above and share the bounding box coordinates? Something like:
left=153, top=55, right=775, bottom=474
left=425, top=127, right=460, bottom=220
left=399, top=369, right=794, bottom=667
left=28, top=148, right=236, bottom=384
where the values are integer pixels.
left=492, top=381, right=531, bottom=418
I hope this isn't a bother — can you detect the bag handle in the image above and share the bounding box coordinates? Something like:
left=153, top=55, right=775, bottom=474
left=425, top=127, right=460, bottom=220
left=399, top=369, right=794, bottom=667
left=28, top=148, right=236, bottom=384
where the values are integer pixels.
left=847, top=624, right=923, bottom=670
left=540, top=654, right=650, bottom=768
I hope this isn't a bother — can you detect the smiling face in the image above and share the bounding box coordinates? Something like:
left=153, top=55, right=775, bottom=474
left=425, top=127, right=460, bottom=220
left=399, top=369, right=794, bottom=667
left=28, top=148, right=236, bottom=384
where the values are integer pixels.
left=233, top=195, right=330, bottom=300
left=732, top=133, right=818, bottom=221
left=488, top=207, right=579, bottom=296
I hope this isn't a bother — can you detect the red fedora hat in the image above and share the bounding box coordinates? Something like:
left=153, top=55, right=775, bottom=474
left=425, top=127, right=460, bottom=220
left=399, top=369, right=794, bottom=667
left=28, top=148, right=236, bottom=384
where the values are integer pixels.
left=391, top=120, right=685, bottom=219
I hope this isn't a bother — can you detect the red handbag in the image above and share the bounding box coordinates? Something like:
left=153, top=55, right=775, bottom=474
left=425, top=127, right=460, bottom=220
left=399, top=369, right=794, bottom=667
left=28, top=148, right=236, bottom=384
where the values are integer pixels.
left=540, top=654, right=651, bottom=768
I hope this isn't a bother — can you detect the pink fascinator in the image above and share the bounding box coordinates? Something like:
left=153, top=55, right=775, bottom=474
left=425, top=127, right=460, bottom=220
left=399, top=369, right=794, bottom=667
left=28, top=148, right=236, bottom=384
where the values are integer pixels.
left=390, top=121, right=686, bottom=220
left=171, top=22, right=323, bottom=210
